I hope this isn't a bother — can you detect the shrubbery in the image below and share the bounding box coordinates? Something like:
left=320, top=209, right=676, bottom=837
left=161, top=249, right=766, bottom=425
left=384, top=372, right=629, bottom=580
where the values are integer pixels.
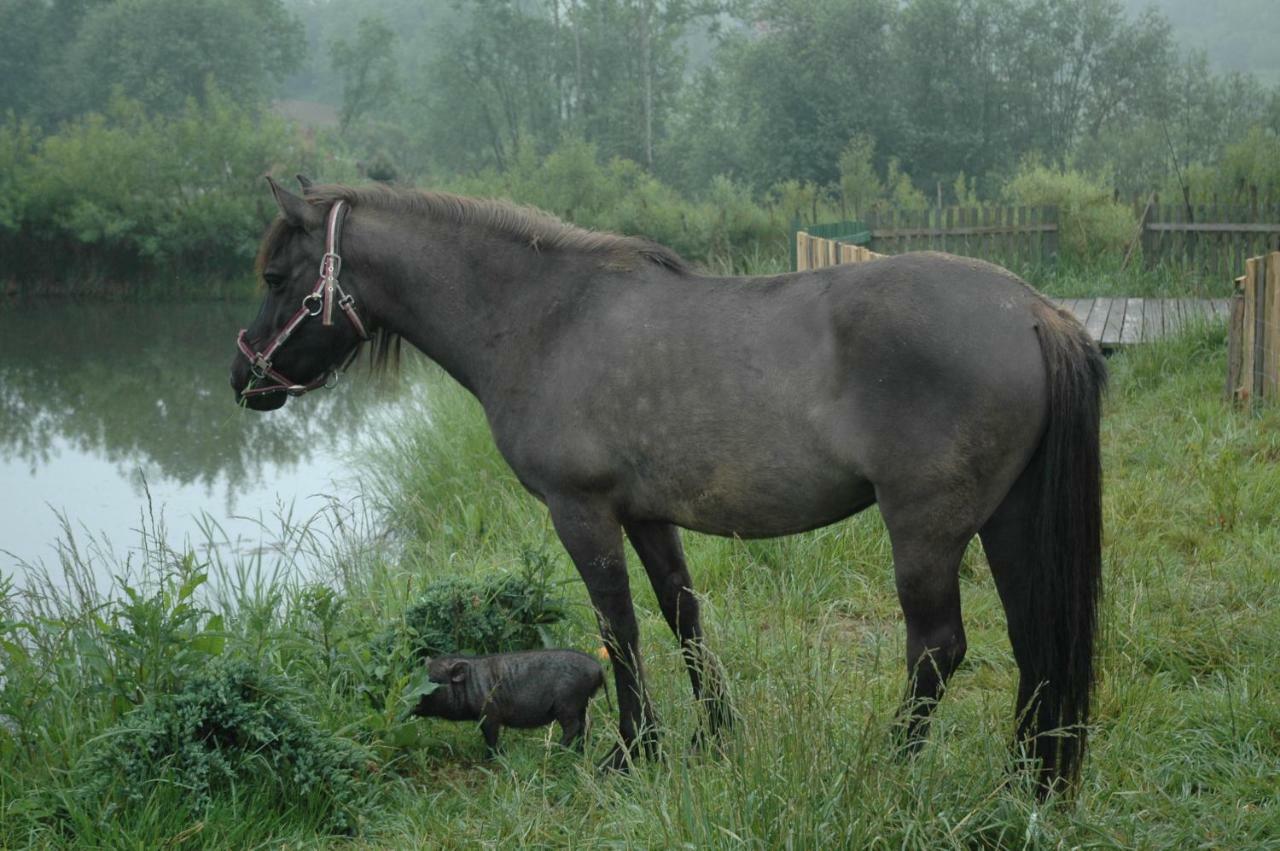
left=444, top=138, right=788, bottom=270
left=79, top=657, right=371, bottom=834
left=1003, top=161, right=1136, bottom=264
left=376, top=550, right=568, bottom=665
left=0, top=89, right=354, bottom=293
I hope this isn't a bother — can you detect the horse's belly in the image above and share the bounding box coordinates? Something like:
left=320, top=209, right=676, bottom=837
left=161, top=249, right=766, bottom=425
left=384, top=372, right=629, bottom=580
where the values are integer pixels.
left=633, top=463, right=877, bottom=538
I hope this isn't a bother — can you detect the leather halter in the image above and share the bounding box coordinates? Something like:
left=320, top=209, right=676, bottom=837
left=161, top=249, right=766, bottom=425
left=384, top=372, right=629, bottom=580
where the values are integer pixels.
left=237, top=200, right=370, bottom=399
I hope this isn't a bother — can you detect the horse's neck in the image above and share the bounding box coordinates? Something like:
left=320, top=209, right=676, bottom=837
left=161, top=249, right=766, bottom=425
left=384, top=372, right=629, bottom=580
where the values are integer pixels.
left=361, top=218, right=582, bottom=400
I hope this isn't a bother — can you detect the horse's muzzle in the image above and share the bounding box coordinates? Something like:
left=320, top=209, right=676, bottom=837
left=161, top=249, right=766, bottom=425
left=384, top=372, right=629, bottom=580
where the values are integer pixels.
left=230, top=369, right=288, bottom=411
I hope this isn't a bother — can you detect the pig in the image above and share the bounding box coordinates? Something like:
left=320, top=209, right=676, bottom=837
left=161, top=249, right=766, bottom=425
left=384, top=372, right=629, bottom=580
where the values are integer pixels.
left=411, top=649, right=607, bottom=755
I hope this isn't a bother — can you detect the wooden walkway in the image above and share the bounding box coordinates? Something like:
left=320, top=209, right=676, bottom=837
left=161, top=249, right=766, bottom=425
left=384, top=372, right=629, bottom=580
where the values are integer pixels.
left=1054, top=298, right=1229, bottom=348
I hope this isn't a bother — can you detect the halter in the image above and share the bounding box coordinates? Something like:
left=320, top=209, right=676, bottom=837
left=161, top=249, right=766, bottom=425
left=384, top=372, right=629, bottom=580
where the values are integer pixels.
left=237, top=200, right=370, bottom=399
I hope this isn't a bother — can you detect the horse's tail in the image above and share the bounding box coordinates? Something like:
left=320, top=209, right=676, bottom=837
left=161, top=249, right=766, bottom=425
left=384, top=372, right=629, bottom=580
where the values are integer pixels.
left=1023, top=301, right=1107, bottom=790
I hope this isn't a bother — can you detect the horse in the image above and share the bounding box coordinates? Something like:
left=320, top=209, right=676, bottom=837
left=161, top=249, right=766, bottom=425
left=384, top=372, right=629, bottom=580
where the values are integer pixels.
left=230, top=176, right=1106, bottom=792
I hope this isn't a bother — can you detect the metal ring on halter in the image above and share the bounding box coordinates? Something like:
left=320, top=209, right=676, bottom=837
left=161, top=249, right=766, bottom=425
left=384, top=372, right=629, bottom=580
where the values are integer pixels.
left=302, top=292, right=323, bottom=316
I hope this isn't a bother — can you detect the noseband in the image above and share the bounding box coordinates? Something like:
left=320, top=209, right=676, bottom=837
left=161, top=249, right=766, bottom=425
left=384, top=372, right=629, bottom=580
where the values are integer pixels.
left=237, top=200, right=370, bottom=399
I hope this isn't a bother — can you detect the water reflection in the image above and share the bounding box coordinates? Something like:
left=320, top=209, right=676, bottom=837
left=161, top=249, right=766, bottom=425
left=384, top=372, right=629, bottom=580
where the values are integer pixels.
left=0, top=300, right=413, bottom=573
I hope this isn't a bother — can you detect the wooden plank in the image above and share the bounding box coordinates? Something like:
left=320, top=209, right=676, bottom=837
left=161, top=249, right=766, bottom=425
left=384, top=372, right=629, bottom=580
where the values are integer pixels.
left=1142, top=299, right=1164, bottom=342
left=1266, top=253, right=1279, bottom=399
left=796, top=232, right=810, bottom=271
left=1162, top=222, right=1280, bottom=232
left=1169, top=299, right=1186, bottom=333
left=1226, top=293, right=1246, bottom=401
left=1183, top=299, right=1212, bottom=322
left=1101, top=298, right=1127, bottom=346
left=1083, top=298, right=1111, bottom=343
left=1120, top=298, right=1144, bottom=345
left=1251, top=260, right=1266, bottom=401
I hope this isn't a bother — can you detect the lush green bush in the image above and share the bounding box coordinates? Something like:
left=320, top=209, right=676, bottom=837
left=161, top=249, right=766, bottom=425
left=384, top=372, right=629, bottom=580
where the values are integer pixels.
left=1177, top=126, right=1280, bottom=202
left=1, top=90, right=355, bottom=293
left=380, top=551, right=568, bottom=662
left=79, top=657, right=371, bottom=834
left=1003, top=161, right=1136, bottom=263
left=443, top=137, right=788, bottom=267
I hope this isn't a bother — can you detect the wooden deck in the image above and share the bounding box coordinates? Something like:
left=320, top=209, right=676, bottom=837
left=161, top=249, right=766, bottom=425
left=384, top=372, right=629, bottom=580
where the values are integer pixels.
left=1053, top=298, right=1230, bottom=348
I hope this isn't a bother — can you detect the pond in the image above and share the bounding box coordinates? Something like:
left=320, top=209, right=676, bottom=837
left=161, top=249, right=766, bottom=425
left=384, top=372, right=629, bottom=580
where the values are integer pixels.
left=0, top=300, right=416, bottom=589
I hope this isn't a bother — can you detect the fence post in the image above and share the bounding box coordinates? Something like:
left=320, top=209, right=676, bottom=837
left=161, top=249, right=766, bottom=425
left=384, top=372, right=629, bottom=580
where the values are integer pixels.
left=1252, top=254, right=1267, bottom=403
left=1226, top=286, right=1245, bottom=402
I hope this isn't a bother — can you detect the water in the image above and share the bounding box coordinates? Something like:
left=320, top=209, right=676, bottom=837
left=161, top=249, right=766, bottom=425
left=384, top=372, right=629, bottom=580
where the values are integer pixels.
left=0, top=300, right=416, bottom=587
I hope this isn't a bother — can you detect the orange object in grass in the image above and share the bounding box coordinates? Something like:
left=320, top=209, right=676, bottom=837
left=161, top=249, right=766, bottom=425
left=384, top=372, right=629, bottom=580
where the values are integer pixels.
left=596, top=646, right=609, bottom=661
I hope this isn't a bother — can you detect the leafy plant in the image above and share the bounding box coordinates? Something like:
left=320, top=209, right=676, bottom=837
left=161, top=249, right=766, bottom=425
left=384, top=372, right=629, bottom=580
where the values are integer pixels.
left=78, top=657, right=371, bottom=834
left=394, top=552, right=567, bottom=659
left=104, top=554, right=224, bottom=705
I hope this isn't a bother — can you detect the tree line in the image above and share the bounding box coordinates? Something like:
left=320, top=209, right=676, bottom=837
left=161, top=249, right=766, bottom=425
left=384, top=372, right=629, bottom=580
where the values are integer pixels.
left=1, top=0, right=1278, bottom=290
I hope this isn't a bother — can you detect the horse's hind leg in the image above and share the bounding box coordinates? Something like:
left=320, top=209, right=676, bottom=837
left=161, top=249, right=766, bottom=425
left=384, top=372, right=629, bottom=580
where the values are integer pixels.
left=877, top=490, right=974, bottom=751
left=625, top=520, right=732, bottom=742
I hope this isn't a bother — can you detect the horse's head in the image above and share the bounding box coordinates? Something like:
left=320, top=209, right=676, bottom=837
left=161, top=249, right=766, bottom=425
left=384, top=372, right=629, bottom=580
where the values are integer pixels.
left=230, top=176, right=370, bottom=411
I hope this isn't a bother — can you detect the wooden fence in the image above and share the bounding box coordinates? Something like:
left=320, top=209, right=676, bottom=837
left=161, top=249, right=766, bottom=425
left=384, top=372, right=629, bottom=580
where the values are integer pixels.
left=1226, top=251, right=1280, bottom=405
left=794, top=234, right=881, bottom=271
left=1135, top=196, right=1280, bottom=279
left=861, top=205, right=1058, bottom=268
left=794, top=197, right=1280, bottom=273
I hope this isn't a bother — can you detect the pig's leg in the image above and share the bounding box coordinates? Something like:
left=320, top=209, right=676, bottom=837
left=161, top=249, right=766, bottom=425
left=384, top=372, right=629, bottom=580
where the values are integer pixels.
left=480, top=716, right=501, bottom=757
left=558, top=706, right=587, bottom=751
left=625, top=520, right=732, bottom=741
left=548, top=497, right=657, bottom=770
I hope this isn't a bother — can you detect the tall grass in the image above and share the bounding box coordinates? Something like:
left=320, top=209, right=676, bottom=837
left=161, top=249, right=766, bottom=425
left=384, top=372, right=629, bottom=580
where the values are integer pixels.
left=3, top=317, right=1278, bottom=847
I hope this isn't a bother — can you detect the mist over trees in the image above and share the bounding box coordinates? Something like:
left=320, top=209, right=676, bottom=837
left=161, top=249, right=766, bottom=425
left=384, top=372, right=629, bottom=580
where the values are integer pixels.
left=2, top=0, right=1278, bottom=287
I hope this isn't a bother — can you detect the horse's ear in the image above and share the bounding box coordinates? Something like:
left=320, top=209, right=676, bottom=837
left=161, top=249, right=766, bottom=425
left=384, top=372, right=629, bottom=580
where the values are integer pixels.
left=266, top=175, right=321, bottom=230
left=296, top=174, right=315, bottom=192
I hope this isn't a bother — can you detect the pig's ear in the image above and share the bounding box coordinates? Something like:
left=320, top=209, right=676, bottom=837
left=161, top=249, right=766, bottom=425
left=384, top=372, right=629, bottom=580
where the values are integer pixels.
left=448, top=660, right=470, bottom=683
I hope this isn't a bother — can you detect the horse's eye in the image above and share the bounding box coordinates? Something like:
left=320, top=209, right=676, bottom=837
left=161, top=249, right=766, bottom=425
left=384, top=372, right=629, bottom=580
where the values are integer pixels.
left=263, top=274, right=285, bottom=290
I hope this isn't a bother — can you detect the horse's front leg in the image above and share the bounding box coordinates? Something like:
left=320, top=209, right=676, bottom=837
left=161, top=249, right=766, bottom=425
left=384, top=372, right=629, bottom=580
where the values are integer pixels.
left=625, top=520, right=732, bottom=745
left=548, top=496, right=658, bottom=770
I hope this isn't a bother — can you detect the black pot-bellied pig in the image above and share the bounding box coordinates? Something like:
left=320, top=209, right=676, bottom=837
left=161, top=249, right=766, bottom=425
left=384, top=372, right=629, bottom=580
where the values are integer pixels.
left=412, top=649, right=607, bottom=755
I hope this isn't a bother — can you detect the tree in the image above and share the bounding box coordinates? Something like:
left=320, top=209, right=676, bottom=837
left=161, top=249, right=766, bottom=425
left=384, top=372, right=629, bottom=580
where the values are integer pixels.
left=63, top=0, right=301, bottom=116
left=837, top=135, right=881, bottom=218
left=331, top=15, right=400, bottom=132
left=699, top=0, right=899, bottom=190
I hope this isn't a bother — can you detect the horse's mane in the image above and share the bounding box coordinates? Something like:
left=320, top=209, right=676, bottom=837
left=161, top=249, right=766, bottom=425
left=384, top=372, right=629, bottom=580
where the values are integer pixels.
left=293, top=183, right=690, bottom=274
left=254, top=183, right=689, bottom=378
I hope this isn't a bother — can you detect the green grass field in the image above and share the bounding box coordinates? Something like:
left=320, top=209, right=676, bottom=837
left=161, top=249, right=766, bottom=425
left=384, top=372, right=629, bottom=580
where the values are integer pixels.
left=3, top=316, right=1278, bottom=849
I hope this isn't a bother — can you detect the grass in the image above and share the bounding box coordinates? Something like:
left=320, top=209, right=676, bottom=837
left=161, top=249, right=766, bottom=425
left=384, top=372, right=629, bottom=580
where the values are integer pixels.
left=3, top=316, right=1278, bottom=848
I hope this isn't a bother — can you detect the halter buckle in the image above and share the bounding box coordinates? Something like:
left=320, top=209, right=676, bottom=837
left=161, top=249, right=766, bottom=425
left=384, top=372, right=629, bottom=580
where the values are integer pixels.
left=302, top=292, right=323, bottom=317
left=319, top=252, right=342, bottom=278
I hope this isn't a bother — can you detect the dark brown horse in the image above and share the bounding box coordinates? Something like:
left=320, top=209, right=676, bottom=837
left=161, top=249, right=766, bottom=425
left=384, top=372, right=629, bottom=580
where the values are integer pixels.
left=230, top=177, right=1105, bottom=791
